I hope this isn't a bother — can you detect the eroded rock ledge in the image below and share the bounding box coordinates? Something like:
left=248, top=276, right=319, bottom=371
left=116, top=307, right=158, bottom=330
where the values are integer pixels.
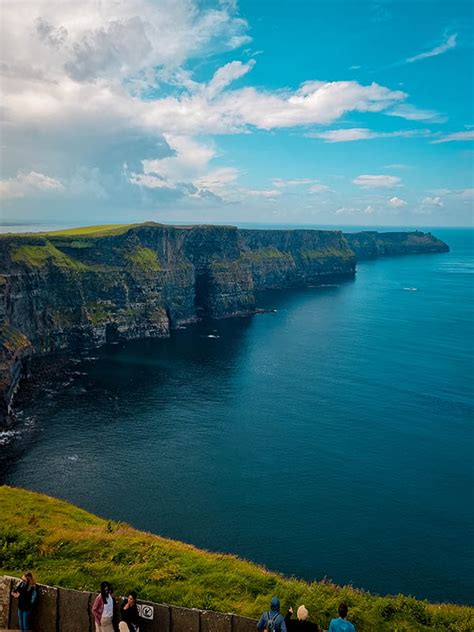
left=0, top=223, right=448, bottom=424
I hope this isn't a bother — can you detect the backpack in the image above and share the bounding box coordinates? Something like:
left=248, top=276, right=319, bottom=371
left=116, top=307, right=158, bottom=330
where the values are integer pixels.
left=265, top=611, right=280, bottom=632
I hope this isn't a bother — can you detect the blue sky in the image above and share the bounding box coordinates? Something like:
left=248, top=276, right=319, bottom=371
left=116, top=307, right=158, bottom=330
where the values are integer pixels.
left=0, top=0, right=473, bottom=227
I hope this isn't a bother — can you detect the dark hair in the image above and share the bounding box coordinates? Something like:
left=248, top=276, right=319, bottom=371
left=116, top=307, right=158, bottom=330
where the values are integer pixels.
left=100, top=582, right=110, bottom=604
left=129, top=591, right=137, bottom=600
left=338, top=603, right=348, bottom=618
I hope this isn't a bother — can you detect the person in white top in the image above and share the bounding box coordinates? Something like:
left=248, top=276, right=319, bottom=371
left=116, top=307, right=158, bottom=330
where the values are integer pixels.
left=92, top=581, right=116, bottom=632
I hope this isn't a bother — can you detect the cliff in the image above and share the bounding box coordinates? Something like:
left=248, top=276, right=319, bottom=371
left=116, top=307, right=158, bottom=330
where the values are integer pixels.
left=345, top=230, right=450, bottom=259
left=0, top=223, right=448, bottom=424
left=1, top=487, right=472, bottom=631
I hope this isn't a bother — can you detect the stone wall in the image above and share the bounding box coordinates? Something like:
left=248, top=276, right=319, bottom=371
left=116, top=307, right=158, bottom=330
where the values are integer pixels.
left=0, top=576, right=257, bottom=632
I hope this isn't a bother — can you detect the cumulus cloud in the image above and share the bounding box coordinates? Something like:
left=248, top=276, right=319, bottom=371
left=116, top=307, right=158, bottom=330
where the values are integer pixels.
left=431, top=131, right=474, bottom=143
left=308, top=128, right=431, bottom=142
left=388, top=196, right=408, bottom=207
left=422, top=196, right=444, bottom=207
left=353, top=175, right=401, bottom=189
left=0, top=171, right=64, bottom=199
left=407, top=33, right=457, bottom=63
left=0, top=0, right=446, bottom=220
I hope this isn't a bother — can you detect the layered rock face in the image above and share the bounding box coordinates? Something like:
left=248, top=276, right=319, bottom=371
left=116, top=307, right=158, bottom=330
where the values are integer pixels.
left=0, top=223, right=448, bottom=424
left=345, top=230, right=449, bottom=259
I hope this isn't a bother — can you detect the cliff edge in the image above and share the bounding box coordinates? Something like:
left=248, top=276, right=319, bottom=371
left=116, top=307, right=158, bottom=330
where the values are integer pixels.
left=0, top=223, right=448, bottom=424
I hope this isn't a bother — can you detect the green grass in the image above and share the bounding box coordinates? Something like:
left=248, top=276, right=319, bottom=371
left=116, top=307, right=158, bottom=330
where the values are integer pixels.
left=124, top=246, right=162, bottom=272
left=11, top=243, right=88, bottom=271
left=43, top=224, right=133, bottom=236
left=0, top=487, right=472, bottom=631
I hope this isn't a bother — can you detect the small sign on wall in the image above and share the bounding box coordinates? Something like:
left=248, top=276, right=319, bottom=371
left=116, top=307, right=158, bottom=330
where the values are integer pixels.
left=138, top=603, right=154, bottom=620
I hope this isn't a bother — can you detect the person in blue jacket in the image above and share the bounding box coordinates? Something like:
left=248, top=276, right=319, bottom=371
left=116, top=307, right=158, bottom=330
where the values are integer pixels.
left=257, top=596, right=287, bottom=631
left=328, top=603, right=356, bottom=632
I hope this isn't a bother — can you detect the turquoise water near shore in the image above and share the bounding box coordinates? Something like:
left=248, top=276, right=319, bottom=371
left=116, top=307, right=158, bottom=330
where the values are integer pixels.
left=1, top=227, right=473, bottom=604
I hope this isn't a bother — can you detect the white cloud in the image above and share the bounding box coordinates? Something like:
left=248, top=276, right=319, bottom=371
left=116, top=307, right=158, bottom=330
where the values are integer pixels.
left=271, top=178, right=330, bottom=193
left=246, top=189, right=281, bottom=198
left=387, top=104, right=444, bottom=122
left=431, top=131, right=474, bottom=144
left=205, top=60, right=255, bottom=97
left=388, top=196, right=408, bottom=207
left=272, top=178, right=314, bottom=188
left=0, top=171, right=64, bottom=199
left=353, top=175, right=401, bottom=189
left=422, top=196, right=444, bottom=207
left=407, top=33, right=457, bottom=63
left=364, top=205, right=376, bottom=215
left=308, top=183, right=330, bottom=193
left=308, top=127, right=431, bottom=142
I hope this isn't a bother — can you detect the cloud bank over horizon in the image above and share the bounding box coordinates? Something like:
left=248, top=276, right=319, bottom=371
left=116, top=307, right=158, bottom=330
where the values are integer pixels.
left=0, top=0, right=472, bottom=227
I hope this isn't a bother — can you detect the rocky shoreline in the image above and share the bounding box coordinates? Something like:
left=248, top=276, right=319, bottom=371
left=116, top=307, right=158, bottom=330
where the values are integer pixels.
left=0, top=223, right=449, bottom=427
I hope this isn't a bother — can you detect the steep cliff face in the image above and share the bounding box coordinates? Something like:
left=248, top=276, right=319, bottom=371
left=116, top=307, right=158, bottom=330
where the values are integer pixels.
left=345, top=230, right=450, bottom=259
left=0, top=223, right=448, bottom=424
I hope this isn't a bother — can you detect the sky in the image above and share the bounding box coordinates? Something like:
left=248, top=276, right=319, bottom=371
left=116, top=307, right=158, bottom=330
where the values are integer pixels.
left=0, top=0, right=473, bottom=227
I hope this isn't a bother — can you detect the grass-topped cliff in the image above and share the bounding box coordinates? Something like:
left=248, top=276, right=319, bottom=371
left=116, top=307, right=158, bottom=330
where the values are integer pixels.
left=0, top=487, right=471, bottom=631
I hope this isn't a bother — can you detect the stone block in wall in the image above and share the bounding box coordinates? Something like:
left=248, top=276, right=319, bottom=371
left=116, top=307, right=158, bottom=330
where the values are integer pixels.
left=201, top=610, right=233, bottom=632
left=58, top=588, right=91, bottom=632
left=34, top=584, right=58, bottom=632
left=232, top=614, right=258, bottom=632
left=133, top=601, right=170, bottom=632
left=0, top=576, right=11, bottom=629
left=169, top=605, right=200, bottom=632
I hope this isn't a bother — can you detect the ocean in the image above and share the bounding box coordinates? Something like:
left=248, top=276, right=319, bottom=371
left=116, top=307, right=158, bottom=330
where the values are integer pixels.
left=1, top=226, right=473, bottom=604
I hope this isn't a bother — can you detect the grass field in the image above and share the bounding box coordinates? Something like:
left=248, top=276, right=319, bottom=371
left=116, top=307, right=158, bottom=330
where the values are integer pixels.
left=0, top=486, right=472, bottom=631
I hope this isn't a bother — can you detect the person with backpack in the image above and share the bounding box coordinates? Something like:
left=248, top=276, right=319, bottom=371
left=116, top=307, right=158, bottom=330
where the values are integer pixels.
left=257, top=596, right=287, bottom=632
left=11, top=571, right=38, bottom=632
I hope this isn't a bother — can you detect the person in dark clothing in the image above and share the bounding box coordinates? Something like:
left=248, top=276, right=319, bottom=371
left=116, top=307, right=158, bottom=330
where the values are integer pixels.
left=257, top=596, right=287, bottom=631
left=11, top=571, right=38, bottom=632
left=119, top=591, right=140, bottom=632
left=285, top=605, right=319, bottom=631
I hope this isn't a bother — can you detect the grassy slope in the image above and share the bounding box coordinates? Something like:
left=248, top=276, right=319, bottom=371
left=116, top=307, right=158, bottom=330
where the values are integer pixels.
left=0, top=487, right=472, bottom=631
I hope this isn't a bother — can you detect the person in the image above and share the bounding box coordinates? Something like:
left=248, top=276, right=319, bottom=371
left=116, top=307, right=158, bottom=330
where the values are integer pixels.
left=257, top=596, right=287, bottom=631
left=11, top=571, right=38, bottom=632
left=119, top=591, right=140, bottom=632
left=328, top=603, right=356, bottom=632
left=92, top=581, right=118, bottom=632
left=285, top=605, right=319, bottom=631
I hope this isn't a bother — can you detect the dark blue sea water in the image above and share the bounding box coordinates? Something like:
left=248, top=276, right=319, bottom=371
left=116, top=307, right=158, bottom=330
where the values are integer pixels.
left=1, top=227, right=473, bottom=605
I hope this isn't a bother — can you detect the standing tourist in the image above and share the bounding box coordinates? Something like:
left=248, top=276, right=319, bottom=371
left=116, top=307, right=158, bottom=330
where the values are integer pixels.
left=11, top=572, right=38, bottom=632
left=92, top=581, right=117, bottom=632
left=328, top=603, right=356, bottom=632
left=285, top=605, right=319, bottom=630
left=257, top=596, right=287, bottom=631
